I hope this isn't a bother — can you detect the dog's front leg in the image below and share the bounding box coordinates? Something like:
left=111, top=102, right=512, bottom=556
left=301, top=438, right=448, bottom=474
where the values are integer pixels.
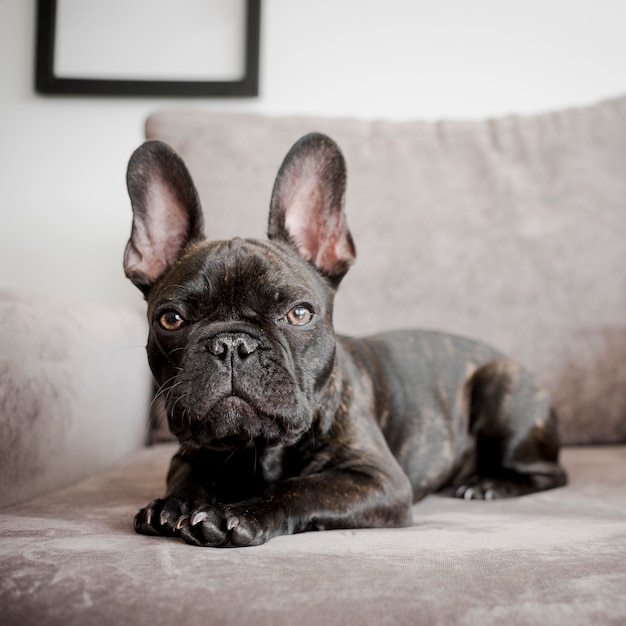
left=134, top=447, right=213, bottom=537
left=179, top=460, right=413, bottom=548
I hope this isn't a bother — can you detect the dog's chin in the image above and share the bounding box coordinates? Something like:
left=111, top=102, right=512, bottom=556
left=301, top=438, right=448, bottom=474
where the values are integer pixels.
left=170, top=396, right=306, bottom=451
left=211, top=395, right=260, bottom=424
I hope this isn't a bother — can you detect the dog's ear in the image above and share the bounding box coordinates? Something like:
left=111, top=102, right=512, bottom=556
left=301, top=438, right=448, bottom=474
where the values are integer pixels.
left=124, top=141, right=204, bottom=295
left=268, top=133, right=356, bottom=287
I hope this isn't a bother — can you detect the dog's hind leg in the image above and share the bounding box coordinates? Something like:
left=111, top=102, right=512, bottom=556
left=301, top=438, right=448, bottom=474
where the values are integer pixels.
left=453, top=358, right=567, bottom=499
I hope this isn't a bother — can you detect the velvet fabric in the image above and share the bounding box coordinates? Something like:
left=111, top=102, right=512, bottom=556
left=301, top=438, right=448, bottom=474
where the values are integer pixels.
left=2, top=444, right=625, bottom=625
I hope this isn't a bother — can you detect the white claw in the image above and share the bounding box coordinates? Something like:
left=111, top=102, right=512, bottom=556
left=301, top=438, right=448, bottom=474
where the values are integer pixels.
left=463, top=488, right=475, bottom=500
left=145, top=507, right=154, bottom=525
left=190, top=511, right=209, bottom=526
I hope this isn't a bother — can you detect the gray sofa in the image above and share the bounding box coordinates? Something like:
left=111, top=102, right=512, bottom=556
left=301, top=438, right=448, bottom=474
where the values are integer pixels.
left=2, top=96, right=626, bottom=624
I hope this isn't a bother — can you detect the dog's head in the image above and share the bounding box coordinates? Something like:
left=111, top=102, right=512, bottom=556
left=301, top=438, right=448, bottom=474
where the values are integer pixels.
left=124, top=134, right=355, bottom=449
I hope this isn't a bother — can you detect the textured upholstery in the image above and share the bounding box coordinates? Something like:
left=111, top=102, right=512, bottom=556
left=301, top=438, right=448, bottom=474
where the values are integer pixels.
left=1, top=443, right=625, bottom=625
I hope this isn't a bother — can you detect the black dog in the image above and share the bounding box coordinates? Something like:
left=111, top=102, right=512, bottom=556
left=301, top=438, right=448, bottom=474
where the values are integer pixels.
left=124, top=133, right=566, bottom=547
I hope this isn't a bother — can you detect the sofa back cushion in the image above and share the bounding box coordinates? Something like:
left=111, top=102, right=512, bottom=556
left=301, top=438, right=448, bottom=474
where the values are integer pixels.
left=145, top=98, right=626, bottom=445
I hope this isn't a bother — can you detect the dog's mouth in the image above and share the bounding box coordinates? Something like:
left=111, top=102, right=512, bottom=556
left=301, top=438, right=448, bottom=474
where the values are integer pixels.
left=209, top=394, right=260, bottom=423
left=168, top=391, right=308, bottom=450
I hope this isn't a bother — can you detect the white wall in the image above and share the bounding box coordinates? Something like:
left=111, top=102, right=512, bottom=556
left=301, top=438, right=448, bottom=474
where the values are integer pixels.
left=1, top=0, right=624, bottom=309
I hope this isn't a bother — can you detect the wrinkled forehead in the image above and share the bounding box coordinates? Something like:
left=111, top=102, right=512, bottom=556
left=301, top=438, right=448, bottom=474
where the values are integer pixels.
left=151, top=238, right=328, bottom=308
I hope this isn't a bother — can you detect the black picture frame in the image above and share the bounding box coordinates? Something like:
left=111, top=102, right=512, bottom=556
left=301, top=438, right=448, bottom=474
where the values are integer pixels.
left=35, top=0, right=261, bottom=97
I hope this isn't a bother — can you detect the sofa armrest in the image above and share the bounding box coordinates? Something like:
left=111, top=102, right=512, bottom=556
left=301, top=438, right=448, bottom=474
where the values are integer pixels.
left=0, top=288, right=152, bottom=507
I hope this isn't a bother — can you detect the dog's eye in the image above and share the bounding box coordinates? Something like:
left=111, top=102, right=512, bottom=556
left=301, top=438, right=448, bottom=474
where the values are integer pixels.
left=158, top=311, right=185, bottom=331
left=286, top=305, right=313, bottom=326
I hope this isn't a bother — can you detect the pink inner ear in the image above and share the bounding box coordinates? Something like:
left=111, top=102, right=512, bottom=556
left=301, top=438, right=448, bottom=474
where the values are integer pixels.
left=285, top=189, right=351, bottom=276
left=284, top=176, right=324, bottom=263
left=317, top=219, right=354, bottom=274
left=128, top=179, right=192, bottom=284
left=149, top=180, right=191, bottom=265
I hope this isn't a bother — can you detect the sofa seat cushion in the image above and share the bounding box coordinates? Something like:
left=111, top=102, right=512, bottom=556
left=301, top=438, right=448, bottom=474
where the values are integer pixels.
left=1, top=444, right=625, bottom=625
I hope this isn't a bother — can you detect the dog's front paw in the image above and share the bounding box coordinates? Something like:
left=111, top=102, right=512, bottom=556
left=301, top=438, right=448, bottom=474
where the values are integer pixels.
left=134, top=497, right=192, bottom=536
left=179, top=503, right=274, bottom=548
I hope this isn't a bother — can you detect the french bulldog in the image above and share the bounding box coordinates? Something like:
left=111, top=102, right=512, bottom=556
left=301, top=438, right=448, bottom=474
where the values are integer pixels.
left=124, top=133, right=567, bottom=547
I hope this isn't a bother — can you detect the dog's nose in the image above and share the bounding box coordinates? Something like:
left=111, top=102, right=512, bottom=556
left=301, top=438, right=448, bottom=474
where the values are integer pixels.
left=207, top=333, right=259, bottom=360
